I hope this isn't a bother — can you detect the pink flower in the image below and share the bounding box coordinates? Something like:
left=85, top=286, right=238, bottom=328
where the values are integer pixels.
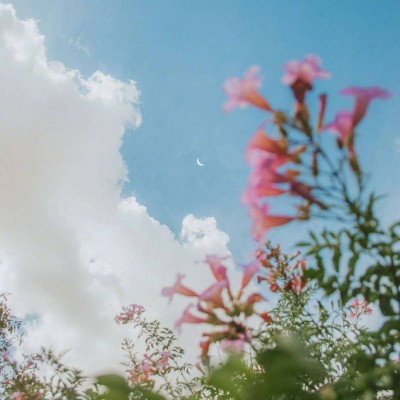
left=258, top=312, right=272, bottom=324
left=162, top=273, right=198, bottom=303
left=282, top=54, right=331, bottom=86
left=249, top=203, right=293, bottom=242
left=204, top=255, right=229, bottom=281
left=11, top=393, right=27, bottom=400
left=340, top=86, right=393, bottom=127
left=175, top=304, right=209, bottom=333
left=156, top=351, right=171, bottom=369
left=246, top=129, right=289, bottom=159
left=282, top=55, right=330, bottom=107
left=325, top=87, right=393, bottom=157
left=141, top=360, right=153, bottom=376
left=246, top=293, right=264, bottom=304
left=241, top=179, right=286, bottom=205
left=115, top=304, right=144, bottom=324
left=290, top=275, right=304, bottom=294
left=199, top=280, right=228, bottom=309
left=349, top=298, right=372, bottom=319
left=240, top=261, right=260, bottom=290
left=325, top=110, right=354, bottom=146
left=223, top=66, right=273, bottom=112
left=200, top=339, right=211, bottom=362
left=220, top=338, right=246, bottom=353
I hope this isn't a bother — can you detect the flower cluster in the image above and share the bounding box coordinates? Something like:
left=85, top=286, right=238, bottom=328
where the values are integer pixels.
left=255, top=244, right=308, bottom=294
left=128, top=351, right=171, bottom=384
left=115, top=303, right=145, bottom=324
left=223, top=55, right=392, bottom=243
left=349, top=298, right=372, bottom=319
left=162, top=255, right=270, bottom=362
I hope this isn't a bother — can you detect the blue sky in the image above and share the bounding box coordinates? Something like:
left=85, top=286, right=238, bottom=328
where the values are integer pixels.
left=8, top=0, right=400, bottom=260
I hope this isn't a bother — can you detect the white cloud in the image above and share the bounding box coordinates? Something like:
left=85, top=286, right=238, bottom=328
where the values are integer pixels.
left=0, top=3, right=232, bottom=375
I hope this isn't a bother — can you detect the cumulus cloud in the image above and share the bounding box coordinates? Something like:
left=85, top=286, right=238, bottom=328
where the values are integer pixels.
left=0, top=4, right=232, bottom=374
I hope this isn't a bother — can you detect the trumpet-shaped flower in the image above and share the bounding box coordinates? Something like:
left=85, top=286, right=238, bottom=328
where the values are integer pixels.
left=282, top=54, right=331, bottom=86
left=241, top=179, right=286, bottom=205
left=249, top=203, right=293, bottom=242
left=204, top=255, right=229, bottom=281
left=10, top=394, right=27, bottom=400
left=115, top=304, right=144, bottom=324
left=156, top=351, right=171, bottom=369
left=349, top=298, right=372, bottom=319
left=223, top=66, right=272, bottom=112
left=199, top=279, right=229, bottom=309
left=240, top=261, right=260, bottom=290
left=220, top=338, right=246, bottom=353
left=162, top=273, right=198, bottom=303
left=340, top=86, right=393, bottom=127
left=175, top=304, right=209, bottom=333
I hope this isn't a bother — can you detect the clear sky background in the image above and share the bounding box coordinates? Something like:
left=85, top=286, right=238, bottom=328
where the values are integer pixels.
left=8, top=0, right=400, bottom=259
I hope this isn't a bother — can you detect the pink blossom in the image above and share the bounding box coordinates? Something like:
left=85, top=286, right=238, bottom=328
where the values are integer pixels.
left=325, top=110, right=354, bottom=144
left=156, top=351, right=171, bottom=369
left=282, top=54, right=331, bottom=86
left=340, top=86, right=393, bottom=127
left=325, top=87, right=393, bottom=157
left=115, top=304, right=144, bottom=324
left=162, top=273, right=198, bottom=303
left=10, top=393, right=27, bottom=400
left=246, top=129, right=289, bottom=159
left=204, top=255, right=229, bottom=281
left=175, top=304, right=209, bottom=333
left=258, top=312, right=272, bottom=324
left=199, top=280, right=228, bottom=308
left=249, top=203, right=293, bottom=242
left=246, top=293, right=264, bottom=304
left=223, top=66, right=273, bottom=112
left=349, top=298, right=372, bottom=319
left=290, top=275, right=304, bottom=294
left=200, top=339, right=211, bottom=362
left=2, top=351, right=10, bottom=363
left=240, top=261, right=260, bottom=290
left=220, top=338, right=246, bottom=353
left=140, top=360, right=153, bottom=378
left=241, top=179, right=286, bottom=205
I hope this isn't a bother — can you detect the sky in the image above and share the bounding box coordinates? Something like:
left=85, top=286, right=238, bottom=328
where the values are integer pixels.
left=0, top=0, right=399, bottom=374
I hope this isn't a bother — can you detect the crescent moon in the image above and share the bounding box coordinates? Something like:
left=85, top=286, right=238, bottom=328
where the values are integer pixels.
left=196, top=158, right=204, bottom=167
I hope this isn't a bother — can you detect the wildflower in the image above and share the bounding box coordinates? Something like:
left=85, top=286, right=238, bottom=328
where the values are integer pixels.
left=199, top=280, right=229, bottom=309
left=220, top=338, right=246, bottom=353
left=240, top=261, right=260, bottom=290
left=282, top=55, right=331, bottom=86
left=156, top=351, right=171, bottom=369
left=223, top=66, right=273, bottom=112
left=204, top=255, right=229, bottom=282
left=161, top=273, right=198, bottom=303
left=249, top=203, right=293, bottom=242
left=115, top=304, right=144, bottom=324
left=340, top=86, right=393, bottom=127
left=241, top=178, right=286, bottom=205
left=325, top=87, right=392, bottom=160
left=258, top=312, right=272, bottom=324
left=175, top=304, right=209, bottom=333
left=349, top=298, right=372, bottom=319
left=282, top=55, right=330, bottom=104
left=10, top=393, right=27, bottom=400
left=246, top=128, right=305, bottom=164
left=200, top=340, right=211, bottom=362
